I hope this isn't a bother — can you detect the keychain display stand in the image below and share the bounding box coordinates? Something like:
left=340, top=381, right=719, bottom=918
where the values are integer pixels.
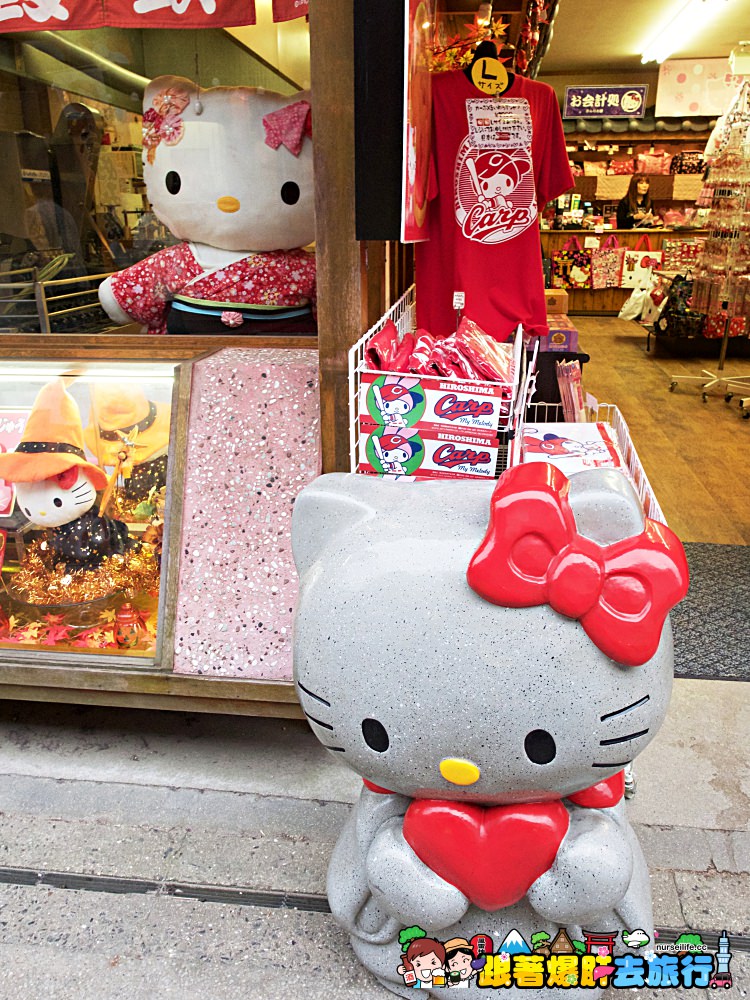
left=669, top=86, right=750, bottom=406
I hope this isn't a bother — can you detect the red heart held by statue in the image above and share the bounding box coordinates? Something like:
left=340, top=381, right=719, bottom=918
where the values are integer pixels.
left=403, top=800, right=570, bottom=911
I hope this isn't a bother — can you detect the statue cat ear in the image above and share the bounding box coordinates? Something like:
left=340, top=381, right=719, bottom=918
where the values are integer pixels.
left=292, top=474, right=376, bottom=579
left=567, top=468, right=646, bottom=545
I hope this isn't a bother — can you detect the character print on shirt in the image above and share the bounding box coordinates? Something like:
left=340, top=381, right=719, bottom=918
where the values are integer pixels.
left=455, top=98, right=537, bottom=245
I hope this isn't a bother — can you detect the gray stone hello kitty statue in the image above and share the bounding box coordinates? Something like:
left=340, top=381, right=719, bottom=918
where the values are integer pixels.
left=292, top=465, right=689, bottom=997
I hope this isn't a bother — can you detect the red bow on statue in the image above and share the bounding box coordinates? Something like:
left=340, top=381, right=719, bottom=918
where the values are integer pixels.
left=262, top=100, right=312, bottom=157
left=467, top=464, right=689, bottom=666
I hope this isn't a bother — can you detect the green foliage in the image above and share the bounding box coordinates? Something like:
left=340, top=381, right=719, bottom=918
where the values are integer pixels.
left=531, top=932, right=551, bottom=948
left=674, top=933, right=705, bottom=951
left=399, top=926, right=427, bottom=949
left=572, top=940, right=586, bottom=955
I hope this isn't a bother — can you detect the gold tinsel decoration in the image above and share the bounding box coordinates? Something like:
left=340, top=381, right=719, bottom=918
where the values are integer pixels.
left=11, top=539, right=161, bottom=607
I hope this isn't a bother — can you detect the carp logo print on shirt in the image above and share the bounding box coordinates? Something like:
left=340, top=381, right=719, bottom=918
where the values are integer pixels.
left=455, top=99, right=537, bottom=245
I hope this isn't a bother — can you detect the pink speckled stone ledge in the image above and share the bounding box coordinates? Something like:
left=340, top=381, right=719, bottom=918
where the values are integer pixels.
left=172, top=347, right=321, bottom=679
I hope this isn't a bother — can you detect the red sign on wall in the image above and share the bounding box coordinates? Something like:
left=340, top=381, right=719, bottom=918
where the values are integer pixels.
left=0, top=0, right=256, bottom=30
left=272, top=0, right=307, bottom=21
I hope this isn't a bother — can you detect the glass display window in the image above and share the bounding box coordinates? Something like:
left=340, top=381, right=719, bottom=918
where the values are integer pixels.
left=0, top=23, right=312, bottom=336
left=0, top=360, right=181, bottom=662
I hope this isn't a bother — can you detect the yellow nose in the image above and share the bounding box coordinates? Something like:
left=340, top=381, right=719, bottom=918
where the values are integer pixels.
left=39, top=510, right=47, bottom=517
left=217, top=196, right=240, bottom=213
left=440, top=758, right=481, bottom=786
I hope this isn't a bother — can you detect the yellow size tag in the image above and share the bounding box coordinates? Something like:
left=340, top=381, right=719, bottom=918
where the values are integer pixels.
left=471, top=56, right=508, bottom=96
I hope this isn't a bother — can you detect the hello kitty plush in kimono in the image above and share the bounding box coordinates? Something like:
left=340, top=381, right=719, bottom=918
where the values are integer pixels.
left=291, top=466, right=689, bottom=998
left=98, top=76, right=316, bottom=336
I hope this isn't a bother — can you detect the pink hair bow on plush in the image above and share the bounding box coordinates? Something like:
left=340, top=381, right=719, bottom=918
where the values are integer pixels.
left=263, top=100, right=312, bottom=156
left=467, top=463, right=689, bottom=667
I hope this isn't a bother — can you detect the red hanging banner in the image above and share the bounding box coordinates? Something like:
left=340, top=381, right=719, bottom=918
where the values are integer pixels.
left=0, top=0, right=255, bottom=30
left=0, top=0, right=103, bottom=31
left=106, top=0, right=256, bottom=30
left=271, top=0, right=307, bottom=22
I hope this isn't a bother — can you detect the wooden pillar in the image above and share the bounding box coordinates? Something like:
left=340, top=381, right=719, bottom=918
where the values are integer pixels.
left=309, top=1, right=364, bottom=473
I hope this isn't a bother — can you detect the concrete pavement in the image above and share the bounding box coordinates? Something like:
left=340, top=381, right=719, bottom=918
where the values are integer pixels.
left=0, top=678, right=747, bottom=999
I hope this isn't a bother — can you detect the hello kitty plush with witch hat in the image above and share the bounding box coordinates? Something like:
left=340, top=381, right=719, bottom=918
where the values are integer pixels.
left=292, top=466, right=689, bottom=998
left=98, top=76, right=316, bottom=336
left=0, top=380, right=130, bottom=572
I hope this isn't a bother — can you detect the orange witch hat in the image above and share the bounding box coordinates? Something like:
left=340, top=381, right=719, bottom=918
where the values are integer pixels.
left=0, top=379, right=108, bottom=490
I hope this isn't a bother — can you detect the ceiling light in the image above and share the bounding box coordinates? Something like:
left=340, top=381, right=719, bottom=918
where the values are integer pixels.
left=640, top=0, right=730, bottom=64
left=475, top=2, right=492, bottom=28
left=729, top=40, right=750, bottom=74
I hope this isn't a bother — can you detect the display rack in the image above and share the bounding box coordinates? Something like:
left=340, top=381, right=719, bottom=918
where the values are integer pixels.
left=347, top=289, right=665, bottom=524
left=669, top=87, right=750, bottom=403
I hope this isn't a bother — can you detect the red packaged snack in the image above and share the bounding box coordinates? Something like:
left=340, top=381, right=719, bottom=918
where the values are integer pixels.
left=365, top=319, right=401, bottom=370
left=407, top=330, right=437, bottom=374
left=390, top=332, right=415, bottom=372
left=455, top=317, right=515, bottom=383
left=431, top=335, right=482, bottom=380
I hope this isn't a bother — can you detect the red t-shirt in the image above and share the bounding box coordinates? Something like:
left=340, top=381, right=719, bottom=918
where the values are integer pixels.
left=416, top=72, right=573, bottom=341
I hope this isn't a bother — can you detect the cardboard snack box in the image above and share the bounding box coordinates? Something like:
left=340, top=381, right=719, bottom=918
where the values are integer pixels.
left=358, top=424, right=502, bottom=480
left=525, top=315, right=579, bottom=353
left=545, top=314, right=579, bottom=352
left=544, top=288, right=569, bottom=314
left=359, top=370, right=511, bottom=438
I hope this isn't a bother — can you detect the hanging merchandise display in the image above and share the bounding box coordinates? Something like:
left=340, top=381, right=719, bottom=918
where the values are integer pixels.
left=619, top=235, right=663, bottom=290
left=692, top=117, right=750, bottom=326
left=98, top=76, right=316, bottom=336
left=415, top=68, right=574, bottom=340
left=551, top=235, right=592, bottom=290
left=590, top=235, right=624, bottom=290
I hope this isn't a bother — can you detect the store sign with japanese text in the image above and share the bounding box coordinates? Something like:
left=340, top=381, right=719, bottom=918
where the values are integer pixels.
left=564, top=85, right=648, bottom=119
left=0, top=0, right=258, bottom=30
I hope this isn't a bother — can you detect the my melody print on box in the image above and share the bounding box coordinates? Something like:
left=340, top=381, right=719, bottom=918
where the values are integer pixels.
left=359, top=372, right=510, bottom=437
left=358, top=425, right=502, bottom=480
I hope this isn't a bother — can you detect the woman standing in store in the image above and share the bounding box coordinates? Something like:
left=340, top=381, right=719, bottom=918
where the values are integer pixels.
left=617, top=175, right=657, bottom=228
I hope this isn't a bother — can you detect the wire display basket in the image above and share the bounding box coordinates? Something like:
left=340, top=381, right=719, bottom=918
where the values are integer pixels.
left=348, top=285, right=514, bottom=479
left=347, top=287, right=667, bottom=524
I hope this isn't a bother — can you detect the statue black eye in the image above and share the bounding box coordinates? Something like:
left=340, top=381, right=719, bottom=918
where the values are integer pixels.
left=524, top=729, right=556, bottom=765
left=53, top=497, right=63, bottom=507
left=280, top=181, right=300, bottom=205
left=165, top=171, right=181, bottom=195
left=362, top=718, right=389, bottom=753
left=23, top=507, right=31, bottom=517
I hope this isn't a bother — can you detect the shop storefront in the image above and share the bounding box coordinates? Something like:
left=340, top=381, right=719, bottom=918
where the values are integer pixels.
left=0, top=3, right=332, bottom=716
left=0, top=1, right=746, bottom=719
